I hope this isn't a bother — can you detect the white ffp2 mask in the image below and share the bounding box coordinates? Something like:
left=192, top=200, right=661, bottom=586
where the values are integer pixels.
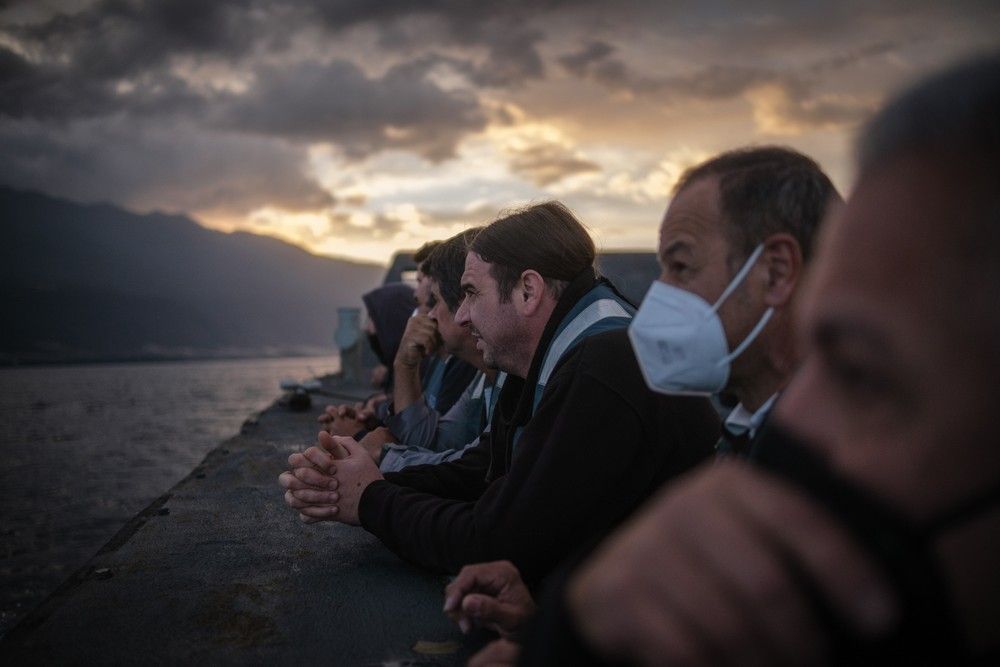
left=628, top=244, right=774, bottom=395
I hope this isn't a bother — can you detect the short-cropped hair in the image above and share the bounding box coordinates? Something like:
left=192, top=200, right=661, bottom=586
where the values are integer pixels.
left=470, top=201, right=596, bottom=302
left=674, top=146, right=840, bottom=264
left=413, top=240, right=442, bottom=268
left=423, top=227, right=483, bottom=313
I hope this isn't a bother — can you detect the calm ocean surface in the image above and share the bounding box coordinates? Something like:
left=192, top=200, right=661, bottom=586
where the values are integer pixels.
left=0, top=354, right=340, bottom=637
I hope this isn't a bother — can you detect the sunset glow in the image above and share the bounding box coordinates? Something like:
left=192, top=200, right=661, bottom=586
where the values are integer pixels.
left=2, top=1, right=997, bottom=264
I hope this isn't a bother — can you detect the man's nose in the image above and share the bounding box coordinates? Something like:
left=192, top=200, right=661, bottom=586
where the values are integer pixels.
left=455, top=299, right=470, bottom=325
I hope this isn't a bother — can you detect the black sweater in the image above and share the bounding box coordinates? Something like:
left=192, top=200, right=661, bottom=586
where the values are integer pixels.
left=357, top=324, right=720, bottom=585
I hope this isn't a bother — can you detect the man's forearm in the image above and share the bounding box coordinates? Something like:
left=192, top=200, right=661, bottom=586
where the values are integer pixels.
left=380, top=437, right=479, bottom=473
left=393, top=360, right=423, bottom=412
left=359, top=479, right=479, bottom=573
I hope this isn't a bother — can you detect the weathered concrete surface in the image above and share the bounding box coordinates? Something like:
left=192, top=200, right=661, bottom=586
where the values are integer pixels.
left=0, top=380, right=479, bottom=665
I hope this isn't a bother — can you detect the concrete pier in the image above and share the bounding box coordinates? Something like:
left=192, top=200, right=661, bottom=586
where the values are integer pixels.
left=0, top=379, right=477, bottom=665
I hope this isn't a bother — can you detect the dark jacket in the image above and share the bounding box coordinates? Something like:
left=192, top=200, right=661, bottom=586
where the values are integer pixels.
left=519, top=561, right=603, bottom=666
left=357, top=274, right=720, bottom=586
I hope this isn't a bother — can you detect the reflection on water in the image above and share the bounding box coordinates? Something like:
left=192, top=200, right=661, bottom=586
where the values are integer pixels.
left=0, top=355, right=339, bottom=636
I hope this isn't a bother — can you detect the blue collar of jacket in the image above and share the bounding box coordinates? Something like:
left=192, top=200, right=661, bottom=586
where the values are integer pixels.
left=529, top=280, right=635, bottom=413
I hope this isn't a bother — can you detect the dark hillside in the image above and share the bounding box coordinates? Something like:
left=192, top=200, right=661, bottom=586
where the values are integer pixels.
left=0, top=186, right=383, bottom=363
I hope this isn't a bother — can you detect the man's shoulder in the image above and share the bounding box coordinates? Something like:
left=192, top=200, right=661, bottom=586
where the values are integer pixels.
left=566, top=327, right=636, bottom=367
left=554, top=328, right=712, bottom=409
left=577, top=325, right=631, bottom=347
left=547, top=327, right=641, bottom=392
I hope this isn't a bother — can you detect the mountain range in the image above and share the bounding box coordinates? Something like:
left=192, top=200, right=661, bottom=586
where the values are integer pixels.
left=0, top=186, right=385, bottom=364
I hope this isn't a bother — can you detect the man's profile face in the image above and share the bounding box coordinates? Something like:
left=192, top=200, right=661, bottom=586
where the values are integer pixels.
left=775, top=156, right=995, bottom=518
left=657, top=175, right=769, bottom=380
left=428, top=279, right=477, bottom=360
left=456, top=252, right=520, bottom=373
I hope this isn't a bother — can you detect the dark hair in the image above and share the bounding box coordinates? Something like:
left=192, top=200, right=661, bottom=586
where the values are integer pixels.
left=674, top=146, right=840, bottom=264
left=422, top=227, right=484, bottom=312
left=858, top=53, right=1000, bottom=177
left=470, top=201, right=596, bottom=302
left=857, top=52, right=1000, bottom=334
left=413, top=240, right=442, bottom=268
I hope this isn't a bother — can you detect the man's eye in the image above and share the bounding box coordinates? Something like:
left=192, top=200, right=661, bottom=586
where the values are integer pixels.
left=427, top=294, right=438, bottom=309
left=828, top=358, right=892, bottom=399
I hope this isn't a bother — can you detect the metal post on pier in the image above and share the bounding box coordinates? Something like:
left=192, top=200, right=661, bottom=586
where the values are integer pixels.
left=334, top=307, right=363, bottom=383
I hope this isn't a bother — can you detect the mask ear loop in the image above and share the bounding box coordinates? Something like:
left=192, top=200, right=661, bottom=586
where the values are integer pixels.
left=708, top=244, right=773, bottom=367
left=721, top=307, right=774, bottom=366
left=710, top=244, right=766, bottom=313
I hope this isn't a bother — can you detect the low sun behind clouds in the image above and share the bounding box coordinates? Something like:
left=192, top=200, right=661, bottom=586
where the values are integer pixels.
left=1, top=1, right=997, bottom=263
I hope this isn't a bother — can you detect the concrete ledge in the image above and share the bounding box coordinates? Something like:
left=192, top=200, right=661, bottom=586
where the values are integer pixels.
left=1, top=381, right=478, bottom=665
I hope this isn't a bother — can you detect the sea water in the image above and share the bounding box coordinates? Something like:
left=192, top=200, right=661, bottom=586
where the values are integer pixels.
left=0, top=354, right=339, bottom=636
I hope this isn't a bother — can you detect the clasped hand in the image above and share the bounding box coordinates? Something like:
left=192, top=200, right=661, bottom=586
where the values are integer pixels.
left=317, top=394, right=386, bottom=435
left=278, top=431, right=384, bottom=525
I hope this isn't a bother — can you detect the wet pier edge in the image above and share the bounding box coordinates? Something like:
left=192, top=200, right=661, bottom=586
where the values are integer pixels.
left=0, top=375, right=479, bottom=665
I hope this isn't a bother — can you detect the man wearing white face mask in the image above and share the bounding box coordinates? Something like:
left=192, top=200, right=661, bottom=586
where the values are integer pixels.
left=439, top=148, right=844, bottom=665
left=629, top=146, right=842, bottom=456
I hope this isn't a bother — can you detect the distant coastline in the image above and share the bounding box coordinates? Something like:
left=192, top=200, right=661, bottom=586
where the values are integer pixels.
left=1, top=186, right=384, bottom=369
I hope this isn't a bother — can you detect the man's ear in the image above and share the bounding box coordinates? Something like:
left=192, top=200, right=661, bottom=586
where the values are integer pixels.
left=517, top=270, right=547, bottom=316
left=760, top=233, right=803, bottom=308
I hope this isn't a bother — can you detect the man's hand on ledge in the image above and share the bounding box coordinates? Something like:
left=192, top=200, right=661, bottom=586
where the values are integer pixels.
left=358, top=427, right=397, bottom=464
left=444, top=560, right=537, bottom=637
left=322, top=433, right=384, bottom=525
left=279, top=431, right=342, bottom=523
left=323, top=412, right=367, bottom=437
left=318, top=402, right=361, bottom=423
left=280, top=431, right=384, bottom=526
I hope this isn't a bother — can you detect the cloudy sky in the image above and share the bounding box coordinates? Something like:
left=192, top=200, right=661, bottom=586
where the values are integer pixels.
left=2, top=1, right=998, bottom=264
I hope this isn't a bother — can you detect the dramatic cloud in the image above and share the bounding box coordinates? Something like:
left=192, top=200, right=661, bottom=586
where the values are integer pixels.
left=0, top=44, right=206, bottom=121
left=288, top=210, right=408, bottom=243
left=506, top=139, right=601, bottom=186
left=746, top=85, right=876, bottom=135
left=410, top=202, right=503, bottom=229
left=306, top=0, right=581, bottom=87
left=557, top=42, right=879, bottom=133
left=11, top=0, right=263, bottom=77
left=0, top=117, right=333, bottom=217
left=219, top=58, right=487, bottom=161
left=0, top=0, right=997, bottom=263
left=557, top=40, right=632, bottom=92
